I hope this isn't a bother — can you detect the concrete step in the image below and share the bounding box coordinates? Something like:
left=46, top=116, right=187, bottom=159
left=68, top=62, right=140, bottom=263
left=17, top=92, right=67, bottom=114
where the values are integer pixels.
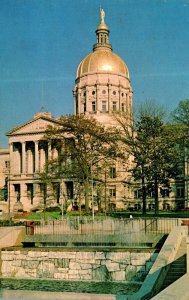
left=160, top=237, right=187, bottom=291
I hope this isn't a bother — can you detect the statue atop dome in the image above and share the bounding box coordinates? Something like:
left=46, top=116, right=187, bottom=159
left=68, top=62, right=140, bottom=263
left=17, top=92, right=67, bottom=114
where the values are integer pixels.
left=100, top=7, right=105, bottom=23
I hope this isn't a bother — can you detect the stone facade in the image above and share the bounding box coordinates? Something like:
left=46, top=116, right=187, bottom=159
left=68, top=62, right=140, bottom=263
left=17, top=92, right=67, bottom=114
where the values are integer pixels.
left=1, top=249, right=158, bottom=282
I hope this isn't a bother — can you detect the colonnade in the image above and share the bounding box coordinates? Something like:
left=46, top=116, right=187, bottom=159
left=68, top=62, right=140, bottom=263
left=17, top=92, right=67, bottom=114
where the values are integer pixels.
left=10, top=140, right=59, bottom=175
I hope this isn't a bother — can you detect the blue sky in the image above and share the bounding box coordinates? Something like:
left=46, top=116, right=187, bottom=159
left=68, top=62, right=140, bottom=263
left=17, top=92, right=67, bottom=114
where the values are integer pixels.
left=0, top=0, right=189, bottom=147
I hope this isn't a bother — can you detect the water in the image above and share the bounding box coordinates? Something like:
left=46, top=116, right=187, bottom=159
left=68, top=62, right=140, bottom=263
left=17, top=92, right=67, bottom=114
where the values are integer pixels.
left=0, top=278, right=140, bottom=297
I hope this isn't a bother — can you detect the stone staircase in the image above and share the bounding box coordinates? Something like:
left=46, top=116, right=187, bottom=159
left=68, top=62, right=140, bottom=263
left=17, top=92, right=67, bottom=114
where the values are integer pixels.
left=161, top=237, right=187, bottom=291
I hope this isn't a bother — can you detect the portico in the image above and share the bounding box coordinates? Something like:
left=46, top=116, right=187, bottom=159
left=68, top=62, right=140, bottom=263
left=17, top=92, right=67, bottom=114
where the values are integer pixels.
left=6, top=112, right=68, bottom=212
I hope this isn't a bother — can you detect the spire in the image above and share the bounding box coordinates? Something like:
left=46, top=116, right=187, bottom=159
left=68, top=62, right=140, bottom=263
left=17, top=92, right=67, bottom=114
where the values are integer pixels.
left=93, top=8, right=112, bottom=52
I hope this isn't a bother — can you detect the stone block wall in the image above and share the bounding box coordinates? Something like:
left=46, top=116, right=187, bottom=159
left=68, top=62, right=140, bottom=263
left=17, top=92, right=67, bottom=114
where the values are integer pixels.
left=1, top=249, right=158, bottom=282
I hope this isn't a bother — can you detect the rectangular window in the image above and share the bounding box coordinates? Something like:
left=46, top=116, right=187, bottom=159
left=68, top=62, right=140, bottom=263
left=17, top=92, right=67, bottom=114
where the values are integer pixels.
left=109, top=186, right=116, bottom=197
left=109, top=167, right=116, bottom=178
left=102, top=101, right=107, bottom=112
left=92, top=101, right=96, bottom=112
left=83, top=102, right=86, bottom=112
left=112, top=101, right=117, bottom=112
left=27, top=184, right=34, bottom=205
left=121, top=103, right=125, bottom=112
left=160, top=188, right=170, bottom=198
left=177, top=187, right=184, bottom=198
left=134, top=189, right=142, bottom=199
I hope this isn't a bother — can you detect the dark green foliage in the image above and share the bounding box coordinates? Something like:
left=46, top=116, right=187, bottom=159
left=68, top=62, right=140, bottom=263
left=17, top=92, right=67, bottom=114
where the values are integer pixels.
left=171, top=99, right=189, bottom=126
left=116, top=101, right=181, bottom=215
left=133, top=114, right=180, bottom=214
left=44, top=206, right=62, bottom=212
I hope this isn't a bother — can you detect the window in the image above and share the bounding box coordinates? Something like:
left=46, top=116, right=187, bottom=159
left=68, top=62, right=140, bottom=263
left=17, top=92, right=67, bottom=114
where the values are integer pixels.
left=109, top=186, right=116, bottom=197
left=149, top=203, right=155, bottom=211
left=14, top=184, right=20, bottom=202
left=121, top=103, right=125, bottom=112
left=5, top=161, right=9, bottom=169
left=163, top=203, right=170, bottom=211
left=134, top=189, right=142, bottom=199
left=102, top=101, right=107, bottom=112
left=109, top=167, right=116, bottom=178
left=112, top=102, right=117, bottom=112
left=160, top=188, right=170, bottom=198
left=83, top=102, right=86, bottom=113
left=92, top=90, right=95, bottom=95
left=92, top=101, right=96, bottom=112
left=177, top=187, right=184, bottom=198
left=134, top=203, right=141, bottom=211
left=53, top=183, right=60, bottom=204
left=102, top=90, right=106, bottom=94
left=113, top=91, right=116, bottom=95
left=27, top=184, right=34, bottom=205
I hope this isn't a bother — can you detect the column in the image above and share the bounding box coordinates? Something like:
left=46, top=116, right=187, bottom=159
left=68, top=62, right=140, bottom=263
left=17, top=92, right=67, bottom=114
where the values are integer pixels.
left=35, top=141, right=39, bottom=173
left=85, top=88, right=89, bottom=115
left=27, top=149, right=34, bottom=174
left=9, top=143, right=13, bottom=175
left=96, top=83, right=99, bottom=113
left=118, top=86, right=121, bottom=112
left=129, top=91, right=133, bottom=118
left=78, top=89, right=81, bottom=114
left=9, top=183, right=15, bottom=213
left=33, top=183, right=41, bottom=207
left=126, top=93, right=128, bottom=114
left=22, top=142, right=26, bottom=174
left=39, top=148, right=45, bottom=172
left=73, top=90, right=77, bottom=114
left=48, top=142, right=52, bottom=161
left=108, top=83, right=111, bottom=112
left=20, top=183, right=26, bottom=209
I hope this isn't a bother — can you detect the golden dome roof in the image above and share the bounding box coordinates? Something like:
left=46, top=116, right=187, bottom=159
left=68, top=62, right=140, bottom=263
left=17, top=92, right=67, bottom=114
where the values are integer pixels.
left=76, top=8, right=129, bottom=79
left=77, top=49, right=129, bottom=79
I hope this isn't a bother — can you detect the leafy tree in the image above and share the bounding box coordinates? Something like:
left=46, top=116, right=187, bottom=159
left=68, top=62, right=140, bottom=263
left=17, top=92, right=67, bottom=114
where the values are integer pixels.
left=171, top=99, right=189, bottom=208
left=116, top=102, right=181, bottom=214
left=43, top=114, right=120, bottom=212
left=171, top=99, right=189, bottom=127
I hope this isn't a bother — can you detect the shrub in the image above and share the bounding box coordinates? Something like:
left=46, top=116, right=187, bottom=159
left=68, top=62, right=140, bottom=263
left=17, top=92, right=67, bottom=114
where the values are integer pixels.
left=44, top=206, right=62, bottom=212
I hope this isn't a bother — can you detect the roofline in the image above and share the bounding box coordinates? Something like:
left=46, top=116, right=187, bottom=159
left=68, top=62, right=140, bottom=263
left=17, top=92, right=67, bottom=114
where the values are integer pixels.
left=6, top=115, right=62, bottom=137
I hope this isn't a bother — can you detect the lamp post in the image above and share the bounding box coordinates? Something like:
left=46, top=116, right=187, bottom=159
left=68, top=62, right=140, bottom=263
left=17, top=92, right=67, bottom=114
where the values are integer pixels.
left=91, top=160, right=95, bottom=221
left=61, top=180, right=64, bottom=220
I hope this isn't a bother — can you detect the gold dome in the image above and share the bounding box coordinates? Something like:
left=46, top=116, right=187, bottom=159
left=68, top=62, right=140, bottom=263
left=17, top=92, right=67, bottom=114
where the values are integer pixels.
left=77, top=49, right=130, bottom=79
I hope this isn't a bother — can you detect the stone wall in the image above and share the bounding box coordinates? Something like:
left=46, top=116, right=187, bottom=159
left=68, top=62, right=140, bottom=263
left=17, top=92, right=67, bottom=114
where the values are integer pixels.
left=1, top=249, right=157, bottom=282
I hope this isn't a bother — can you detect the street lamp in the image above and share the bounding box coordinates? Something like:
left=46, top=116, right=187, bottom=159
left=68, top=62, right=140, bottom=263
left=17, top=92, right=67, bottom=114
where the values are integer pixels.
left=91, top=160, right=95, bottom=221
left=91, top=156, right=100, bottom=221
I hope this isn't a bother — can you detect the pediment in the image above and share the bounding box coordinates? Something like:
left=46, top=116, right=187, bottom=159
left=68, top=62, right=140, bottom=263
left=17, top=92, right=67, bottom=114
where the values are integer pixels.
left=7, top=117, right=59, bottom=136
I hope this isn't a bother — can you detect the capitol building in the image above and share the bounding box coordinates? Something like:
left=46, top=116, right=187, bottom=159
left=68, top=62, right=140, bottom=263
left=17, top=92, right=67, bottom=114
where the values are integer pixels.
left=0, top=10, right=185, bottom=214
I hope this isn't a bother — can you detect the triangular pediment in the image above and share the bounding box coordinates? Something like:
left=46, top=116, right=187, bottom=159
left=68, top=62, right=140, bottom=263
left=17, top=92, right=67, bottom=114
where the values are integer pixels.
left=7, top=117, right=60, bottom=136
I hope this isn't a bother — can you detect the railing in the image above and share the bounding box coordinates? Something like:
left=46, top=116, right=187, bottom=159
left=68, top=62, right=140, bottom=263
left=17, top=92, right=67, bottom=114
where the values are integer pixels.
left=24, top=218, right=180, bottom=248
left=31, top=217, right=179, bottom=235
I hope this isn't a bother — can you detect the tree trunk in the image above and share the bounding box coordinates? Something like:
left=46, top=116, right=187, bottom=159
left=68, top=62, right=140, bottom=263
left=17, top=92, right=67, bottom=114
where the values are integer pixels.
left=142, top=176, right=146, bottom=215
left=154, top=176, right=159, bottom=215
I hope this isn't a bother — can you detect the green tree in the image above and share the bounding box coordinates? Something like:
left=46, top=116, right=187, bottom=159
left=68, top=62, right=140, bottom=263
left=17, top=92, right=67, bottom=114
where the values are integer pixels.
left=44, top=114, right=120, bottom=212
left=171, top=99, right=189, bottom=126
left=171, top=99, right=189, bottom=208
left=116, top=102, right=181, bottom=214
